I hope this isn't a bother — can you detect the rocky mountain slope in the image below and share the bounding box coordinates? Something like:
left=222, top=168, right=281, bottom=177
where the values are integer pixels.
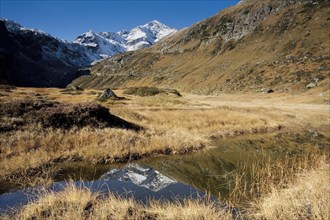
left=0, top=19, right=99, bottom=87
left=0, top=19, right=175, bottom=87
left=72, top=0, right=330, bottom=94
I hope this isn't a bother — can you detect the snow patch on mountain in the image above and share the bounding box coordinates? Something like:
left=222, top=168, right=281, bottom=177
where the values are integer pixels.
left=74, top=30, right=126, bottom=57
left=237, top=0, right=247, bottom=4
left=3, top=19, right=52, bottom=38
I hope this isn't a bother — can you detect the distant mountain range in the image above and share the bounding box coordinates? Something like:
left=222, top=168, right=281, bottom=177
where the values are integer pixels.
left=0, top=19, right=176, bottom=87
left=1, top=0, right=329, bottom=94
left=74, top=20, right=176, bottom=57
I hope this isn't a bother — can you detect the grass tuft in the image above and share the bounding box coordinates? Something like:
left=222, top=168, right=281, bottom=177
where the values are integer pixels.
left=251, top=162, right=330, bottom=220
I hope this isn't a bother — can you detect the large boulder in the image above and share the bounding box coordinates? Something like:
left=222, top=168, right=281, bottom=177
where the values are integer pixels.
left=99, top=88, right=118, bottom=100
left=260, top=88, right=274, bottom=94
left=70, top=85, right=83, bottom=91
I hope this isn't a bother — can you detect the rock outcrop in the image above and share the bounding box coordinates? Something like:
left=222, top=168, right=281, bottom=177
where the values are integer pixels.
left=99, top=88, right=118, bottom=100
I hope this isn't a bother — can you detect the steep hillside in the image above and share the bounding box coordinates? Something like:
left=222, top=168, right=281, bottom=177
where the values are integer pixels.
left=72, top=0, right=330, bottom=94
left=0, top=19, right=175, bottom=87
left=0, top=19, right=98, bottom=87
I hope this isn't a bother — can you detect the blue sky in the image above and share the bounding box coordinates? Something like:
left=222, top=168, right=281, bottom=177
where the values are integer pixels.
left=0, top=0, right=239, bottom=41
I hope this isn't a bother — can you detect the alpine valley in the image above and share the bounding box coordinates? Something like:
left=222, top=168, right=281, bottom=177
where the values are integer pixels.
left=0, top=0, right=330, bottom=219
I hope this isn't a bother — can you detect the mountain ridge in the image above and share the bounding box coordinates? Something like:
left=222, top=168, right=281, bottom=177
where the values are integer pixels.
left=71, top=0, right=330, bottom=94
left=73, top=20, right=177, bottom=57
left=0, top=19, right=176, bottom=87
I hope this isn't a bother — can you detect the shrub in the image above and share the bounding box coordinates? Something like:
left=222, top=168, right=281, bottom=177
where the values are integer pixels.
left=123, top=87, right=160, bottom=96
left=123, top=87, right=181, bottom=97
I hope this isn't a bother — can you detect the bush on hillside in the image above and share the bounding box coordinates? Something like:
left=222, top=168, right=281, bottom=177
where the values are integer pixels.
left=123, top=87, right=181, bottom=97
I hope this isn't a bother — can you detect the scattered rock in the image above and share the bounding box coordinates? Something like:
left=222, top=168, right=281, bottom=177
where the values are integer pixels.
left=84, top=201, right=94, bottom=215
left=70, top=85, right=84, bottom=91
left=306, top=82, right=317, bottom=89
left=312, top=77, right=319, bottom=84
left=307, top=129, right=324, bottom=139
left=260, top=88, right=274, bottom=93
left=99, top=88, right=118, bottom=100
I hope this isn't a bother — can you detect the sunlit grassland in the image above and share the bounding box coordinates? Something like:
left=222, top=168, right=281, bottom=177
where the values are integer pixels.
left=0, top=87, right=329, bottom=182
left=0, top=87, right=329, bottom=219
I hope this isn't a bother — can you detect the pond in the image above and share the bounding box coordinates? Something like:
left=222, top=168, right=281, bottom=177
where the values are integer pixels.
left=54, top=132, right=328, bottom=198
left=1, top=132, right=328, bottom=213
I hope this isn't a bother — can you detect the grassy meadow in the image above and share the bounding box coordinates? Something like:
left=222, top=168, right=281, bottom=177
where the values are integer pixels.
left=0, top=86, right=329, bottom=219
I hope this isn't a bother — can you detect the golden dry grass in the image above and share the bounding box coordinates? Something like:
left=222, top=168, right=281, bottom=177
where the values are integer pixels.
left=228, top=152, right=328, bottom=206
left=2, top=158, right=328, bottom=220
left=2, top=182, right=232, bottom=220
left=251, top=162, right=330, bottom=220
left=0, top=127, right=205, bottom=179
left=0, top=87, right=329, bottom=183
left=0, top=87, right=329, bottom=219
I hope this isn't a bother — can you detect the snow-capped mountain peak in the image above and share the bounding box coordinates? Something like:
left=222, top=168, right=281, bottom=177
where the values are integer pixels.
left=74, top=20, right=177, bottom=54
left=125, top=20, right=177, bottom=49
left=146, top=19, right=162, bottom=25
left=141, top=20, right=173, bottom=32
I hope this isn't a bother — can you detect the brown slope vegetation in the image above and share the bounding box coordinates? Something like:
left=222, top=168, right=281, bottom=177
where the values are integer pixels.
left=71, top=0, right=330, bottom=94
